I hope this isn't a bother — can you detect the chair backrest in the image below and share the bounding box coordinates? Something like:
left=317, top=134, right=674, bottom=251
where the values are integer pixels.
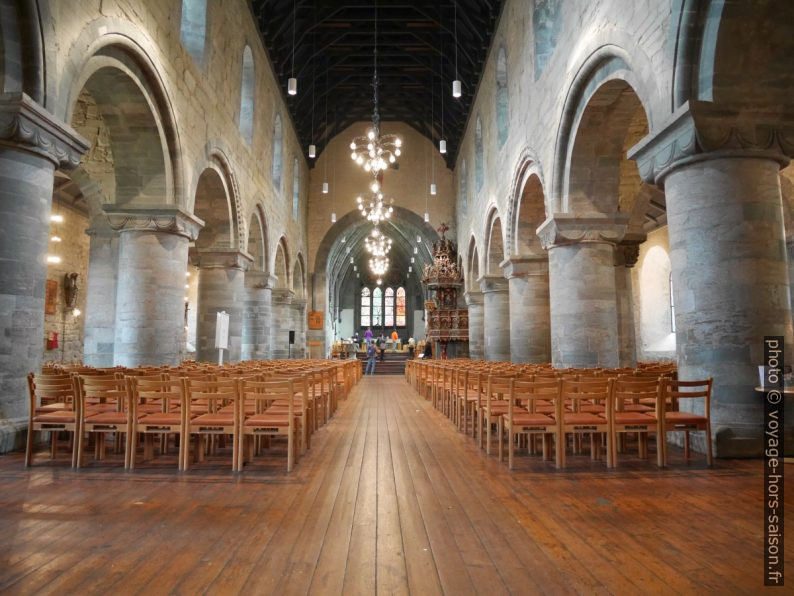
left=76, top=373, right=128, bottom=414
left=511, top=377, right=559, bottom=413
left=183, top=377, right=239, bottom=416
left=559, top=378, right=612, bottom=412
left=660, top=378, right=712, bottom=415
left=28, top=372, right=75, bottom=413
left=612, top=377, right=659, bottom=410
left=127, top=375, right=185, bottom=414
left=238, top=378, right=294, bottom=417
left=485, top=373, right=514, bottom=414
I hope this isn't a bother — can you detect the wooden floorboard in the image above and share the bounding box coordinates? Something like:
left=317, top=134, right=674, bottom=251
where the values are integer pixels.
left=0, top=375, right=791, bottom=595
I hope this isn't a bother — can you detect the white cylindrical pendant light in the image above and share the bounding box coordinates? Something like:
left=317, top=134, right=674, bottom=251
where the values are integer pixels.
left=414, top=246, right=418, bottom=254
left=430, top=183, right=437, bottom=195
left=322, top=181, right=329, bottom=194
left=452, top=79, right=461, bottom=98
left=439, top=139, right=447, bottom=154
left=424, top=212, right=430, bottom=223
left=416, top=235, right=421, bottom=243
left=309, top=144, right=316, bottom=158
left=331, top=212, right=336, bottom=223
left=288, top=77, right=297, bottom=95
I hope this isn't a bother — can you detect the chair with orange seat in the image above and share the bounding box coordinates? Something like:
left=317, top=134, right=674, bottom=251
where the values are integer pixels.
left=126, top=375, right=187, bottom=470
left=654, top=378, right=713, bottom=467
left=556, top=378, right=613, bottom=469
left=237, top=377, right=300, bottom=472
left=606, top=377, right=661, bottom=466
left=74, top=373, right=131, bottom=468
left=183, top=377, right=240, bottom=471
left=25, top=372, right=80, bottom=467
left=502, top=377, right=560, bottom=469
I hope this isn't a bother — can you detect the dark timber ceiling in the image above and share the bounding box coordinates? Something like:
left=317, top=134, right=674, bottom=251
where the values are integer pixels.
left=251, top=0, right=504, bottom=167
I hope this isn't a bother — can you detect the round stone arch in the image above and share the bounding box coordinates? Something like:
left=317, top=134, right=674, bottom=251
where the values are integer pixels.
left=292, top=253, right=306, bottom=299
left=245, top=201, right=269, bottom=273
left=191, top=158, right=241, bottom=252
left=273, top=236, right=291, bottom=290
left=57, top=22, right=184, bottom=208
left=466, top=234, right=480, bottom=291
left=505, top=146, right=547, bottom=257
left=551, top=43, right=661, bottom=215
left=190, top=144, right=244, bottom=251
left=483, top=206, right=507, bottom=276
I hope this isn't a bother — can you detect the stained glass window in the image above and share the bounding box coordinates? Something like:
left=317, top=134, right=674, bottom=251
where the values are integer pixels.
left=372, top=287, right=383, bottom=327
left=396, top=287, right=406, bottom=327
left=360, top=287, right=371, bottom=327
left=384, top=287, right=395, bottom=327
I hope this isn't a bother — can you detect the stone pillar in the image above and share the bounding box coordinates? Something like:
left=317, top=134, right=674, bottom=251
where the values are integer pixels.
left=241, top=271, right=275, bottom=360
left=464, top=291, right=484, bottom=359
left=291, top=298, right=307, bottom=358
left=107, top=208, right=203, bottom=367
left=629, top=101, right=794, bottom=456
left=193, top=251, right=251, bottom=363
left=0, top=94, right=87, bottom=444
left=538, top=214, right=627, bottom=368
left=479, top=276, right=510, bottom=361
left=271, top=288, right=294, bottom=358
left=615, top=239, right=642, bottom=368
left=502, top=257, right=551, bottom=363
left=83, top=221, right=119, bottom=367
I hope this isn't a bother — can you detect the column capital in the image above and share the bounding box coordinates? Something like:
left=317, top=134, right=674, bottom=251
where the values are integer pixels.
left=292, top=298, right=307, bottom=308
left=463, top=290, right=483, bottom=306
left=614, top=228, right=646, bottom=268
left=192, top=249, right=253, bottom=270
left=537, top=214, right=628, bottom=250
left=0, top=92, right=88, bottom=168
left=500, top=255, right=548, bottom=279
left=628, top=100, right=794, bottom=186
left=271, top=288, right=294, bottom=305
left=85, top=215, right=119, bottom=238
left=478, top=275, right=509, bottom=293
left=245, top=270, right=278, bottom=289
left=105, top=206, right=204, bottom=240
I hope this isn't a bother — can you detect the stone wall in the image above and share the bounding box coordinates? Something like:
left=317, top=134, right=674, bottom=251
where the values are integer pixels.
left=43, top=202, right=89, bottom=365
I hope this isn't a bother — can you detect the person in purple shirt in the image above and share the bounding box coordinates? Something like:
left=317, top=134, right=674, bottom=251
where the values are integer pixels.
left=364, top=327, right=373, bottom=342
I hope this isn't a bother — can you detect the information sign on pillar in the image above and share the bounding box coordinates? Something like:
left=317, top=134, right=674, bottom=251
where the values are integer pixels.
left=215, top=311, right=230, bottom=364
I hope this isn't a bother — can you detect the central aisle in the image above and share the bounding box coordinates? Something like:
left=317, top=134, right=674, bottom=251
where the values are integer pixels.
left=0, top=376, right=778, bottom=594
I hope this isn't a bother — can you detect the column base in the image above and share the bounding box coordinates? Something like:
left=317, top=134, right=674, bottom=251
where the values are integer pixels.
left=0, top=417, right=27, bottom=454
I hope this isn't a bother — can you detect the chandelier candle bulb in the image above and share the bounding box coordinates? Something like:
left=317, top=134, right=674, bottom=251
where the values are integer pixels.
left=288, top=77, right=297, bottom=95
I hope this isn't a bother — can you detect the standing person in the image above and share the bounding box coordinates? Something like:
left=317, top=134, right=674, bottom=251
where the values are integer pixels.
left=423, top=340, right=432, bottom=360
left=408, top=337, right=416, bottom=359
left=365, top=340, right=376, bottom=375
left=378, top=334, right=386, bottom=361
left=391, top=328, right=398, bottom=342
left=364, top=327, right=373, bottom=343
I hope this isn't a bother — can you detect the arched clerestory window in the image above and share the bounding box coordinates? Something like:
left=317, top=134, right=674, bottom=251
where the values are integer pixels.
left=496, top=46, right=508, bottom=147
left=239, top=46, right=255, bottom=145
left=475, top=116, right=484, bottom=192
left=292, top=157, right=300, bottom=219
left=180, top=0, right=208, bottom=65
left=360, top=287, right=371, bottom=327
left=272, top=114, right=283, bottom=192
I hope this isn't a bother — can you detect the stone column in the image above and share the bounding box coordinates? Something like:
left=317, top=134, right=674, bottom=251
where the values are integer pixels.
left=271, top=288, right=294, bottom=358
left=291, top=298, right=307, bottom=358
left=479, top=276, right=511, bottom=361
left=0, top=94, right=87, bottom=443
left=83, top=220, right=119, bottom=367
left=537, top=214, right=628, bottom=368
left=502, top=256, right=551, bottom=363
left=107, top=208, right=203, bottom=367
left=629, top=101, right=794, bottom=457
left=194, top=250, right=252, bottom=364
left=241, top=271, right=275, bottom=360
left=464, top=291, right=484, bottom=359
left=614, top=238, right=643, bottom=368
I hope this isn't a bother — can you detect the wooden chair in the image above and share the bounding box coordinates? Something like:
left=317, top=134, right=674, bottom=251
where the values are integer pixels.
left=502, top=378, right=559, bottom=470
left=556, top=378, right=613, bottom=469
left=237, top=378, right=300, bottom=472
left=481, top=374, right=515, bottom=456
left=25, top=372, right=80, bottom=467
left=74, top=374, right=130, bottom=468
left=655, top=378, right=713, bottom=467
left=183, top=377, right=240, bottom=471
left=126, top=375, right=187, bottom=470
left=607, top=377, right=661, bottom=467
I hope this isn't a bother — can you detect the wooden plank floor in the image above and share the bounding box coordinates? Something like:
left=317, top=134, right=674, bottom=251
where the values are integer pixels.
left=0, top=375, right=790, bottom=594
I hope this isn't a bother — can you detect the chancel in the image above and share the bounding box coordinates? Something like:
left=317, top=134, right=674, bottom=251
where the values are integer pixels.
left=0, top=0, right=792, bottom=592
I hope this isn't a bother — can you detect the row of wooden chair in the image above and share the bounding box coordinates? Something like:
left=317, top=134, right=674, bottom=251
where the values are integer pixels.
left=406, top=359, right=711, bottom=470
left=27, top=359, right=360, bottom=472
